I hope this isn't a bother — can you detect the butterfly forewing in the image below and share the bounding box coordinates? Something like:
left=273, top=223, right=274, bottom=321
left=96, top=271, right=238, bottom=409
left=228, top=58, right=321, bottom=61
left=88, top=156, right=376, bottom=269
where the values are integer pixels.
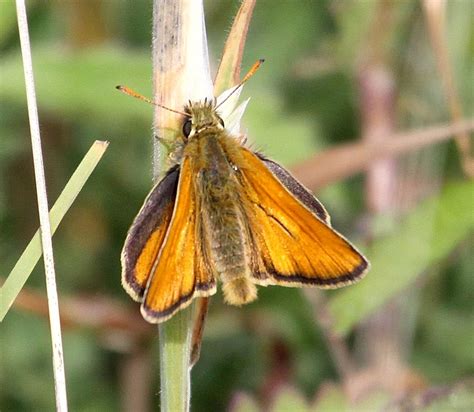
left=238, top=148, right=368, bottom=287
left=141, top=157, right=217, bottom=323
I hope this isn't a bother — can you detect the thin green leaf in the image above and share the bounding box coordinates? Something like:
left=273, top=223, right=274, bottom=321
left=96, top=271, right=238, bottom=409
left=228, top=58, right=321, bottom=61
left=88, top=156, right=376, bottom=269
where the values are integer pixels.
left=0, top=140, right=109, bottom=321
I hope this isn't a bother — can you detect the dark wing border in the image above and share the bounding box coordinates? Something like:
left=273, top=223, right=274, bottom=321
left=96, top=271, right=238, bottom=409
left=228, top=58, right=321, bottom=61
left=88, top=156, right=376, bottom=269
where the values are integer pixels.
left=121, top=166, right=179, bottom=300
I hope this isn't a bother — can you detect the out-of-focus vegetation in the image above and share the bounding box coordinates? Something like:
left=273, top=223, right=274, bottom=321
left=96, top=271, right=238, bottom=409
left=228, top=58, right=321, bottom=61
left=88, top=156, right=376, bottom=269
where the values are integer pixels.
left=1, top=1, right=473, bottom=411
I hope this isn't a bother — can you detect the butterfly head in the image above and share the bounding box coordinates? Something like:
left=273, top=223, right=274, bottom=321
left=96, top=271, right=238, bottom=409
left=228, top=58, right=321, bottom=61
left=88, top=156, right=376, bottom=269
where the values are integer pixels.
left=182, top=98, right=225, bottom=139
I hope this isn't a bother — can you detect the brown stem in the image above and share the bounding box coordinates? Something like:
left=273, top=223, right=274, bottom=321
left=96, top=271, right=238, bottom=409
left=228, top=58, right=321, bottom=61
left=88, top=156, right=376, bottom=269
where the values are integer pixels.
left=11, top=285, right=152, bottom=343
left=304, top=290, right=355, bottom=379
left=119, top=346, right=153, bottom=412
left=291, top=119, right=474, bottom=191
left=214, top=0, right=256, bottom=95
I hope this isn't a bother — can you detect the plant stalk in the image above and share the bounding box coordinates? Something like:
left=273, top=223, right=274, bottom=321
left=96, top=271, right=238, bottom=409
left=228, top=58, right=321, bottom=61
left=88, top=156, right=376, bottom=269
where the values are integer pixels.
left=15, top=0, right=68, bottom=409
left=152, top=1, right=213, bottom=411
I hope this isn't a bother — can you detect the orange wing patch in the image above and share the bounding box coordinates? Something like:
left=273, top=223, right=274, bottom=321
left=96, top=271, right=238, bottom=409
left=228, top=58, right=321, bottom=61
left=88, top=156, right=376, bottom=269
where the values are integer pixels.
left=141, top=157, right=216, bottom=323
left=121, top=167, right=179, bottom=301
left=237, top=148, right=369, bottom=288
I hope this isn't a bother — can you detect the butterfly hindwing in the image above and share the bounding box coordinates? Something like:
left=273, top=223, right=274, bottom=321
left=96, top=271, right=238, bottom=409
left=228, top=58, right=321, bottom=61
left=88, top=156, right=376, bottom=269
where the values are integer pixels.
left=121, top=166, right=179, bottom=301
left=141, top=157, right=217, bottom=323
left=238, top=148, right=369, bottom=287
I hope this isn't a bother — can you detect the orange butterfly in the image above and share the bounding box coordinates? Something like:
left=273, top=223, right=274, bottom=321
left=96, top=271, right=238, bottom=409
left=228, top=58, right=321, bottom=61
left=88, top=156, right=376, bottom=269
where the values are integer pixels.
left=119, top=62, right=369, bottom=323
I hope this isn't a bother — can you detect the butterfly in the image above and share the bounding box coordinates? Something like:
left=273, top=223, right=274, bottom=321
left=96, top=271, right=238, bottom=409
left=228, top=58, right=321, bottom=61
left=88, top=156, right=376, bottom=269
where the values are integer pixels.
left=119, top=62, right=369, bottom=323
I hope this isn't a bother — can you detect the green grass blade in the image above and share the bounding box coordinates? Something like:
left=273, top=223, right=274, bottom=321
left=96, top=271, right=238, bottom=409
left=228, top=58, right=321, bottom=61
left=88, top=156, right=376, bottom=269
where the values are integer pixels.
left=329, top=180, right=474, bottom=335
left=0, top=140, right=109, bottom=321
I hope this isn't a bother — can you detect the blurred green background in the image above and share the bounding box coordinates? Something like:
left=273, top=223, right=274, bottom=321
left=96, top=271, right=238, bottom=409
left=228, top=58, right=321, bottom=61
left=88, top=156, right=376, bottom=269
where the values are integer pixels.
left=1, top=1, right=473, bottom=411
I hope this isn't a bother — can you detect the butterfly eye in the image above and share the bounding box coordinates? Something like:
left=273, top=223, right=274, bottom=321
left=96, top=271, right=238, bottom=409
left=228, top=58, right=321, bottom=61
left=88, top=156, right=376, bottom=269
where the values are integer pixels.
left=182, top=119, right=192, bottom=137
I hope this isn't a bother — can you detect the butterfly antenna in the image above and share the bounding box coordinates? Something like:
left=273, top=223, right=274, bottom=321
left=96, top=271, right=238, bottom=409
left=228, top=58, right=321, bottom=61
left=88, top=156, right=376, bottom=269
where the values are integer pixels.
left=115, top=85, right=188, bottom=116
left=216, top=58, right=265, bottom=109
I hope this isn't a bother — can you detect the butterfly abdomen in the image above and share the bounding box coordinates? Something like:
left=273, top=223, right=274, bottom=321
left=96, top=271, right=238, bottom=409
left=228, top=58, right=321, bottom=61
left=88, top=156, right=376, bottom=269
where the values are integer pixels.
left=207, top=207, right=256, bottom=306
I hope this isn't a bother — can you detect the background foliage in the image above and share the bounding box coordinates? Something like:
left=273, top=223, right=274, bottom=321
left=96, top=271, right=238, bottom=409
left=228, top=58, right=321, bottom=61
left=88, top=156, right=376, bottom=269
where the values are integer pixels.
left=0, top=1, right=472, bottom=411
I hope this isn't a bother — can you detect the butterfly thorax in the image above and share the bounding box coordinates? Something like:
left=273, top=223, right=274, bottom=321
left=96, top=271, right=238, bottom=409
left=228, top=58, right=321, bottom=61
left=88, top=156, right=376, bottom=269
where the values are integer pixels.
left=182, top=102, right=257, bottom=305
